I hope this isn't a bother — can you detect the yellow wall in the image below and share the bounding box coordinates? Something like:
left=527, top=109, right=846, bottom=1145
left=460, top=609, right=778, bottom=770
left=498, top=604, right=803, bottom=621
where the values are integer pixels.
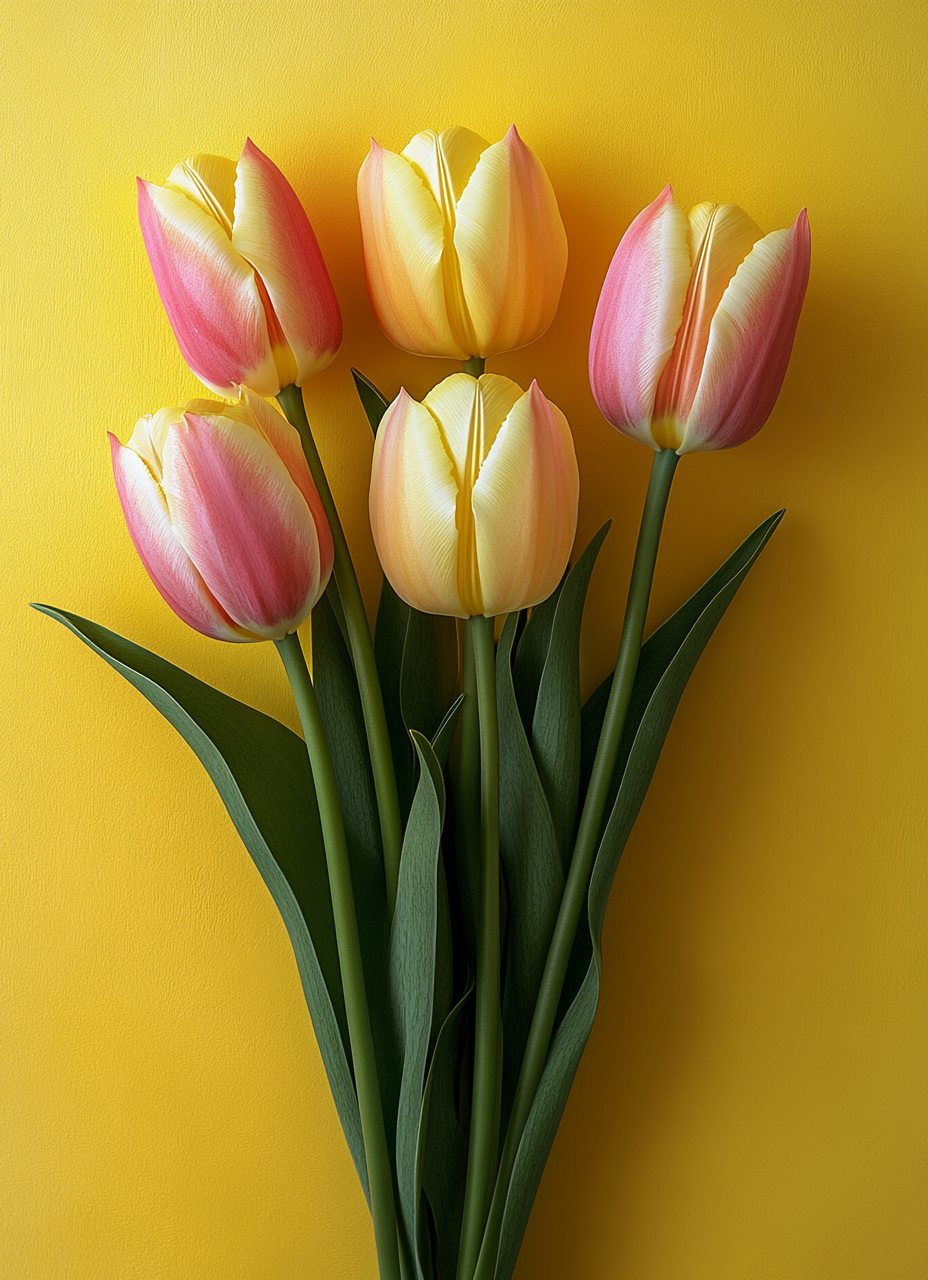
left=2, top=2, right=926, bottom=1276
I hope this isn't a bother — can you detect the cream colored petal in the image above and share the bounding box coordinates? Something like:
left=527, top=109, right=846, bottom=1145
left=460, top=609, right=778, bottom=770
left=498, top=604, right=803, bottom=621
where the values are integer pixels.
left=370, top=390, right=464, bottom=616
left=358, top=142, right=466, bottom=358
left=472, top=382, right=579, bottom=616
left=165, top=153, right=237, bottom=236
left=402, top=126, right=488, bottom=204
left=454, top=126, right=567, bottom=357
left=680, top=211, right=810, bottom=452
left=126, top=405, right=186, bottom=481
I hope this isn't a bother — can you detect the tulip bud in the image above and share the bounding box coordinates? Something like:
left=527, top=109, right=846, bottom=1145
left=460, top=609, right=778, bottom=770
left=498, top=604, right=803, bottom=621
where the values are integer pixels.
left=110, top=388, right=333, bottom=641
left=371, top=373, right=578, bottom=618
left=138, top=140, right=342, bottom=397
left=589, top=186, right=810, bottom=453
left=358, top=126, right=567, bottom=361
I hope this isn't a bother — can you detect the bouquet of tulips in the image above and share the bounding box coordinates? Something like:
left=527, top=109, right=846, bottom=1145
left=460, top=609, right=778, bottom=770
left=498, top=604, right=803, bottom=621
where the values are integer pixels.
left=36, top=128, right=810, bottom=1280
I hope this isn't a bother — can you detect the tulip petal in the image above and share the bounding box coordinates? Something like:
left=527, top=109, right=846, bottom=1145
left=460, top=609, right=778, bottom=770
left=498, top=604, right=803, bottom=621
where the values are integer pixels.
left=454, top=125, right=568, bottom=357
left=358, top=141, right=468, bottom=359
left=109, top=434, right=250, bottom=641
left=589, top=185, right=691, bottom=448
left=422, top=372, right=522, bottom=475
left=402, top=127, right=487, bottom=205
left=165, top=154, right=237, bottom=236
left=238, top=387, right=334, bottom=584
left=370, top=390, right=464, bottom=616
left=137, top=178, right=279, bottom=396
left=232, top=140, right=342, bottom=386
left=163, top=413, right=324, bottom=638
left=652, top=202, right=763, bottom=427
left=472, top=381, right=579, bottom=616
left=679, top=209, right=811, bottom=452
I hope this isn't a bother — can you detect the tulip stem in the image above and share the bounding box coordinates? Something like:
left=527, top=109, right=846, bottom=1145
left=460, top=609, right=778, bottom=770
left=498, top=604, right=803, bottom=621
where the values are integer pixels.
left=457, top=614, right=502, bottom=1280
left=463, top=357, right=486, bottom=378
left=277, top=384, right=403, bottom=919
left=275, top=631, right=402, bottom=1280
left=472, top=447, right=679, bottom=1280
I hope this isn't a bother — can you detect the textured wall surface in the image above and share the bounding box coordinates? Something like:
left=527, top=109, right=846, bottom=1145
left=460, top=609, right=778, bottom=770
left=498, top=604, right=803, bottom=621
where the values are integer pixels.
left=2, top=2, right=926, bottom=1277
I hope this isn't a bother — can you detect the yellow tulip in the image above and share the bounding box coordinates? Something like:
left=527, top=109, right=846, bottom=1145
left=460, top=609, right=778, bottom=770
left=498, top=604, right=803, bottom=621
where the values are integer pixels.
left=370, top=373, right=579, bottom=618
left=358, top=126, right=567, bottom=360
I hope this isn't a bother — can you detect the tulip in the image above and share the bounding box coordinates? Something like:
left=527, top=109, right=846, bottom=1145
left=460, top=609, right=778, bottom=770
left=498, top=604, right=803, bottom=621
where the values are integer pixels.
left=371, top=373, right=578, bottom=618
left=589, top=186, right=810, bottom=453
left=358, top=126, right=567, bottom=361
left=110, top=388, right=333, bottom=641
left=138, top=140, right=342, bottom=397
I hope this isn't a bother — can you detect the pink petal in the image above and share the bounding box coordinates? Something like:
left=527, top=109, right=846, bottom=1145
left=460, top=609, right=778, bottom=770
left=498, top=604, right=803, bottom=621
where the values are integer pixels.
left=680, top=209, right=811, bottom=452
left=162, top=413, right=325, bottom=638
left=589, top=186, right=691, bottom=448
left=239, top=388, right=334, bottom=585
left=109, top=433, right=250, bottom=641
left=137, top=178, right=279, bottom=396
left=232, top=140, right=342, bottom=386
left=472, top=381, right=579, bottom=615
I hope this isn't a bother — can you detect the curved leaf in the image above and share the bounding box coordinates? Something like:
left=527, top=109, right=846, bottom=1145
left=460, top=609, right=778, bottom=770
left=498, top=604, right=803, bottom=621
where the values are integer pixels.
left=32, top=605, right=369, bottom=1202
left=492, top=510, right=784, bottom=1279
left=530, top=524, right=611, bottom=864
left=389, top=732, right=447, bottom=1273
left=496, top=611, right=563, bottom=1139
left=352, top=366, right=391, bottom=434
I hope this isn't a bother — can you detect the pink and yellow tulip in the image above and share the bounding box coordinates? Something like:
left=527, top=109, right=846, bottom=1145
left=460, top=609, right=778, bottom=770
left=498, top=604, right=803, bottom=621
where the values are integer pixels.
left=371, top=373, right=578, bottom=618
left=110, top=389, right=333, bottom=641
left=358, top=126, right=567, bottom=361
left=589, top=187, right=810, bottom=453
left=138, top=140, right=342, bottom=397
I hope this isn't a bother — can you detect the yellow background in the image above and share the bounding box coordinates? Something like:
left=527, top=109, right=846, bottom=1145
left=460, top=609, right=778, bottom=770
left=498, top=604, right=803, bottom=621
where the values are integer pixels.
left=2, top=2, right=926, bottom=1276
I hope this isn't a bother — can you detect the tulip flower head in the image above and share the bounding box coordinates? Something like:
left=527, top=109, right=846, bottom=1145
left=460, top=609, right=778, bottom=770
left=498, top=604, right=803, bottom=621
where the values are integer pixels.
left=371, top=373, right=578, bottom=618
left=589, top=187, right=810, bottom=453
left=110, top=389, right=333, bottom=641
left=138, top=140, right=342, bottom=397
left=358, top=126, right=567, bottom=361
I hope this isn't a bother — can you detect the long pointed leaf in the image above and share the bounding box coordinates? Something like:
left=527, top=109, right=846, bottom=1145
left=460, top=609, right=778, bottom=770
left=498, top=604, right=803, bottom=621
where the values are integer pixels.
left=389, top=732, right=447, bottom=1273
left=496, top=611, right=564, bottom=1140
left=33, top=605, right=369, bottom=1202
left=492, top=510, right=784, bottom=1279
left=530, top=524, right=611, bottom=865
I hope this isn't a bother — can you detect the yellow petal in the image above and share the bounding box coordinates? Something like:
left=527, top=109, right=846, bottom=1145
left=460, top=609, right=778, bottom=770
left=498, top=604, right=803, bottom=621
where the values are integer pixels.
left=370, top=390, right=464, bottom=616
left=165, top=153, right=237, bottom=236
left=472, top=382, right=579, bottom=616
left=454, top=126, right=567, bottom=357
left=126, top=405, right=186, bottom=480
left=358, top=142, right=467, bottom=358
left=401, top=127, right=488, bottom=206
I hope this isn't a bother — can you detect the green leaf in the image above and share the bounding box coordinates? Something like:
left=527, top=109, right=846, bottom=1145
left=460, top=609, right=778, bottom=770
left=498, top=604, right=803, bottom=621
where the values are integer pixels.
left=389, top=732, right=447, bottom=1273
left=492, top=510, right=784, bottom=1280
left=311, top=592, right=398, bottom=1111
left=33, top=605, right=370, bottom=1204
left=432, top=694, right=465, bottom=772
left=418, top=980, right=473, bottom=1280
left=496, top=612, right=563, bottom=1140
left=352, top=367, right=391, bottom=434
left=512, top=591, right=559, bottom=732
left=530, top=524, right=611, bottom=865
left=401, top=609, right=459, bottom=748
left=375, top=577, right=459, bottom=824
left=375, top=576, right=415, bottom=817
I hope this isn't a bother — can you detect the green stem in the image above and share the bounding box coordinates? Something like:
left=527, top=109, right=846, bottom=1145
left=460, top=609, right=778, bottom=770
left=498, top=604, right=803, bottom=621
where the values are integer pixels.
left=473, top=448, right=679, bottom=1280
left=454, top=623, right=482, bottom=959
left=457, top=615, right=501, bottom=1280
left=275, top=632, right=401, bottom=1280
left=277, top=383, right=403, bottom=918
left=463, top=356, right=486, bottom=378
